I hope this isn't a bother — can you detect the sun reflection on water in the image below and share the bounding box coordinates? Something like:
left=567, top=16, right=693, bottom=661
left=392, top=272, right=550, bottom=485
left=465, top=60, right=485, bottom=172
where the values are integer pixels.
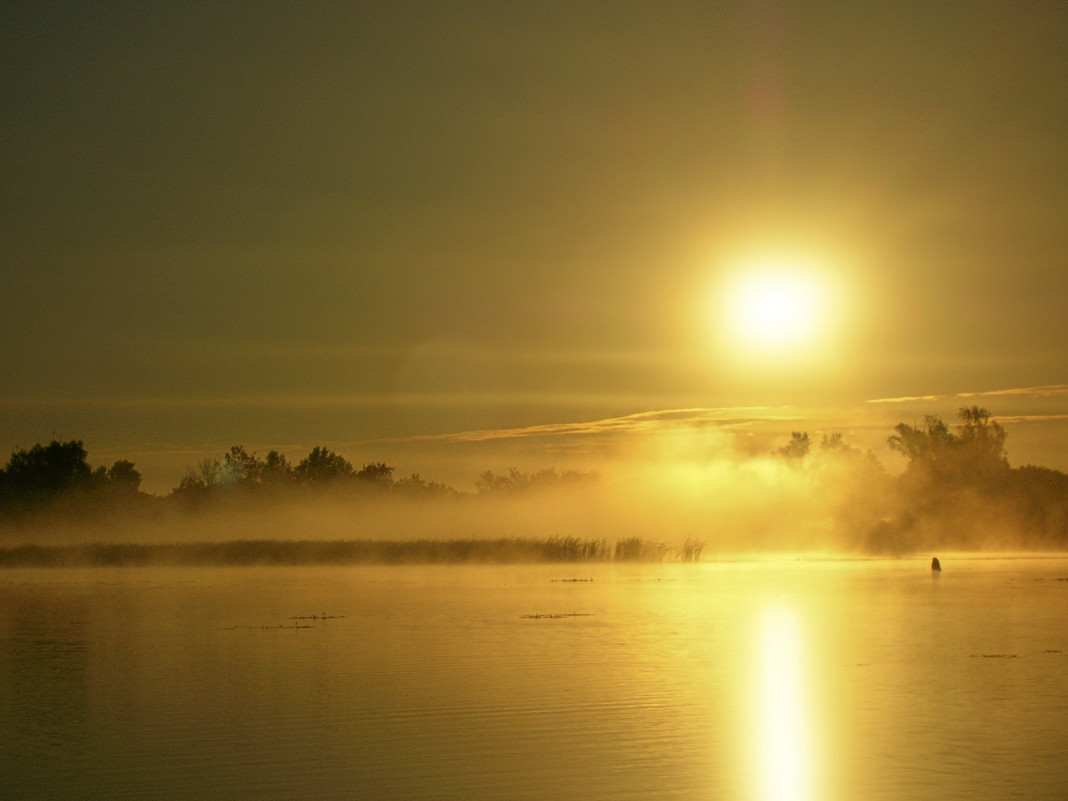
left=760, top=605, right=809, bottom=801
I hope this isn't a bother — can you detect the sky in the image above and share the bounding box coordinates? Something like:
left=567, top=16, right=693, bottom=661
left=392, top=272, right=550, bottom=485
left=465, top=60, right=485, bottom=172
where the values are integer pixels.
left=2, top=1, right=1066, bottom=493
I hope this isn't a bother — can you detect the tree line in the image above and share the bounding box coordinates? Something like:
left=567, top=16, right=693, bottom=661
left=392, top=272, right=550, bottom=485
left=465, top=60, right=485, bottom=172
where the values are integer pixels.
left=0, top=439, right=592, bottom=523
left=0, top=440, right=144, bottom=522
left=773, top=405, right=1068, bottom=551
left=1, top=406, right=1066, bottom=550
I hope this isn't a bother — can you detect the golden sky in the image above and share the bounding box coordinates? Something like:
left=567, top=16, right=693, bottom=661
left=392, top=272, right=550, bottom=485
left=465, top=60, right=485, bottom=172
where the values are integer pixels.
left=2, top=2, right=1066, bottom=491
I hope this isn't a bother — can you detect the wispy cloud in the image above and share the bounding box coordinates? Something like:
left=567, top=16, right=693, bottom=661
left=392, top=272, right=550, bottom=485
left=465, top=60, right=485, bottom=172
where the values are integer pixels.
left=986, top=414, right=1068, bottom=424
left=868, top=384, right=1068, bottom=405
left=383, top=407, right=794, bottom=445
left=956, top=384, right=1068, bottom=399
left=866, top=394, right=941, bottom=404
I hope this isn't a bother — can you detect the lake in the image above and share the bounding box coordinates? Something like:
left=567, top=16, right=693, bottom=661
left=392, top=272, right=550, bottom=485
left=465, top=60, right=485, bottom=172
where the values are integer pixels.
left=2, top=556, right=1067, bottom=800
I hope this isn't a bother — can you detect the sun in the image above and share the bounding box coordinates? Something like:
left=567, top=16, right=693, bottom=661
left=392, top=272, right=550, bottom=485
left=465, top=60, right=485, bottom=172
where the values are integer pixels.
left=700, top=238, right=861, bottom=394
left=717, top=255, right=831, bottom=358
left=728, top=270, right=822, bottom=349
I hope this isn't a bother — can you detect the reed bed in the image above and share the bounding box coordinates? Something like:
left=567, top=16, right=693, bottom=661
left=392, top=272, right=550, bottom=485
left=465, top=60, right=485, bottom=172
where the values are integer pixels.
left=0, top=536, right=684, bottom=567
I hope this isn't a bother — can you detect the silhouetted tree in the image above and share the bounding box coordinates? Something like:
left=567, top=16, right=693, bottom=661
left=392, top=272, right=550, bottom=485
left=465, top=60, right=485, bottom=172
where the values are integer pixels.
left=356, top=462, right=394, bottom=489
left=2, top=440, right=93, bottom=502
left=107, top=460, right=142, bottom=493
left=172, top=458, right=221, bottom=506
left=295, top=447, right=353, bottom=484
left=475, top=467, right=595, bottom=494
left=888, top=407, right=1008, bottom=487
left=222, top=445, right=264, bottom=486
left=262, top=450, right=294, bottom=484
left=777, top=431, right=811, bottom=460
left=476, top=469, right=518, bottom=494
left=0, top=440, right=147, bottom=520
left=888, top=415, right=956, bottom=476
left=820, top=432, right=845, bottom=453
left=877, top=407, right=1032, bottom=551
left=1006, top=465, right=1068, bottom=544
left=393, top=473, right=455, bottom=497
left=954, top=405, right=1009, bottom=484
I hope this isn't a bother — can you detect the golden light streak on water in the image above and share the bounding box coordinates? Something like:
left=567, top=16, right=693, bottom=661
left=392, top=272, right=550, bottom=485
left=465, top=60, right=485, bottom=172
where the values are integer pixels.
left=760, top=606, right=809, bottom=801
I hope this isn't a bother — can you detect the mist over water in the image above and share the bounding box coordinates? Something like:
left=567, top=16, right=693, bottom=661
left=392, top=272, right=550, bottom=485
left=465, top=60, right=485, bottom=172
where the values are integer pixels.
left=1, top=451, right=1061, bottom=561
left=0, top=456, right=877, bottom=559
left=2, top=408, right=1066, bottom=563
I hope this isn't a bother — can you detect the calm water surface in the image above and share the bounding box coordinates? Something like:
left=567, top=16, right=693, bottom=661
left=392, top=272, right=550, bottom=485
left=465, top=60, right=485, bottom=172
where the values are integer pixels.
left=2, top=557, right=1067, bottom=800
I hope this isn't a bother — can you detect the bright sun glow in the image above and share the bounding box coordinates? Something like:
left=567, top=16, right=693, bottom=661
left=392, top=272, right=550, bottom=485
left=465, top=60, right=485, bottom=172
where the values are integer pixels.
left=730, top=272, right=820, bottom=347
left=716, top=254, right=833, bottom=360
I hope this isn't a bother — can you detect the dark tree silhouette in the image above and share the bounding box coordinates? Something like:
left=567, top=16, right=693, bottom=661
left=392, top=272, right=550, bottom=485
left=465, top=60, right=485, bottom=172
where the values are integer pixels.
left=3, top=440, right=92, bottom=498
left=107, top=460, right=142, bottom=493
left=777, top=431, right=811, bottom=460
left=888, top=416, right=956, bottom=473
left=954, top=405, right=1009, bottom=484
left=295, top=447, right=354, bottom=484
left=0, top=440, right=147, bottom=520
left=888, top=407, right=1008, bottom=486
left=820, top=432, right=845, bottom=453
left=475, top=467, right=595, bottom=494
left=393, top=473, right=455, bottom=497
left=181, top=447, right=295, bottom=495
left=222, top=446, right=264, bottom=485
left=1006, top=465, right=1068, bottom=544
left=356, top=462, right=394, bottom=488
left=172, top=459, right=221, bottom=504
left=873, top=406, right=1042, bottom=551
left=262, top=450, right=294, bottom=484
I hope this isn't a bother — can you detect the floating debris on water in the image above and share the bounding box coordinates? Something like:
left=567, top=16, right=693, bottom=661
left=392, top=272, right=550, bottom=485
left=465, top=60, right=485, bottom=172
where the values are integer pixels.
left=551, top=578, right=593, bottom=583
left=222, top=613, right=344, bottom=631
left=222, top=623, right=316, bottom=630
left=521, top=612, right=593, bottom=619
